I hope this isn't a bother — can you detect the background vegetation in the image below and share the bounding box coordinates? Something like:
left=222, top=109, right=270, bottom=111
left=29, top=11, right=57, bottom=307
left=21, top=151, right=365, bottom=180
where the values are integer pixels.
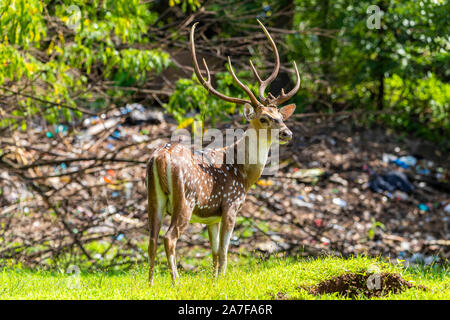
left=0, top=0, right=448, bottom=141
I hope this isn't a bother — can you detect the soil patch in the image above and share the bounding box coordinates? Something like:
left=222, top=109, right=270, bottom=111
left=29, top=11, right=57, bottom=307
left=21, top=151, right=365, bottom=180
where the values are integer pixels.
left=307, top=271, right=426, bottom=298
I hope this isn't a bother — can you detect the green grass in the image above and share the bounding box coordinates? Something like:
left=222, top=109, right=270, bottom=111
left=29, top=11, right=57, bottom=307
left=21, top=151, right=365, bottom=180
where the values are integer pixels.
left=1, top=255, right=448, bottom=299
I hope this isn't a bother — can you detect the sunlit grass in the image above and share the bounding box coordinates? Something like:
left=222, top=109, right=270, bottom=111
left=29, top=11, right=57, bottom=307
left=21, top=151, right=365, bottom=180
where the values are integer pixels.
left=1, top=255, right=448, bottom=299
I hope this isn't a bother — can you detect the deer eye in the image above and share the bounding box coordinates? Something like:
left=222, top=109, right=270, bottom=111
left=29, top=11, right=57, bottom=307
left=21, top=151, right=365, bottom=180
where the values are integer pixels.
left=260, top=117, right=270, bottom=124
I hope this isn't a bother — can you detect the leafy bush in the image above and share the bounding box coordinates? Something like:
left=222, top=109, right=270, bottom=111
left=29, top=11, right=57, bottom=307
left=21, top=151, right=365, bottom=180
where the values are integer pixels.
left=0, top=0, right=171, bottom=128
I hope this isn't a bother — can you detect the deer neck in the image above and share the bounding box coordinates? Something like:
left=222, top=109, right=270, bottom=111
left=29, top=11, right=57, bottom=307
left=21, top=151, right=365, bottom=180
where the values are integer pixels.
left=227, top=125, right=273, bottom=191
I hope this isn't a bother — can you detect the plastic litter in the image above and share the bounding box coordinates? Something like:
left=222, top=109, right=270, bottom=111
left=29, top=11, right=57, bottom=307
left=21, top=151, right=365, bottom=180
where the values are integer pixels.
left=332, top=198, right=347, bottom=207
left=383, top=154, right=417, bottom=169
left=398, top=156, right=417, bottom=167
left=123, top=103, right=164, bottom=125
left=416, top=166, right=430, bottom=175
left=443, top=203, right=450, bottom=213
left=287, top=168, right=325, bottom=183
left=382, top=153, right=397, bottom=163
left=55, top=124, right=68, bottom=136
left=329, top=173, right=348, bottom=186
left=369, top=171, right=414, bottom=193
left=291, top=197, right=314, bottom=209
left=393, top=190, right=408, bottom=200
left=110, top=129, right=122, bottom=140
left=418, top=203, right=429, bottom=212
left=115, top=234, right=125, bottom=241
left=125, top=182, right=133, bottom=200
left=313, top=218, right=323, bottom=227
left=85, top=117, right=120, bottom=136
left=82, top=115, right=99, bottom=127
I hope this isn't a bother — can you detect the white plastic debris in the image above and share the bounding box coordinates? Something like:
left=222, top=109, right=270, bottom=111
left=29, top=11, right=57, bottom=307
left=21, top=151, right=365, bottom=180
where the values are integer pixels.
left=291, top=198, right=314, bottom=209
left=332, top=198, right=347, bottom=207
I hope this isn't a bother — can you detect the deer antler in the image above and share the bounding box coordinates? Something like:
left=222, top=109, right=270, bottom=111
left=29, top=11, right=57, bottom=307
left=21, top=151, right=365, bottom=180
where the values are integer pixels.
left=190, top=22, right=261, bottom=107
left=270, top=61, right=300, bottom=106
left=249, top=19, right=280, bottom=105
left=190, top=21, right=300, bottom=108
left=249, top=19, right=301, bottom=107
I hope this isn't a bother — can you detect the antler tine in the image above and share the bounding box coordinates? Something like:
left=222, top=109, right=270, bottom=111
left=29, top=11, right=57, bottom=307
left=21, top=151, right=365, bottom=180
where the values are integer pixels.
left=227, top=57, right=260, bottom=107
left=190, top=22, right=255, bottom=106
left=251, top=19, right=280, bottom=104
left=272, top=61, right=301, bottom=105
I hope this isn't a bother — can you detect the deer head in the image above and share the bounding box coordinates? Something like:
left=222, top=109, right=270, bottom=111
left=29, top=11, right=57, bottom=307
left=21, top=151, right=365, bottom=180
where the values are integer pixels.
left=190, top=19, right=300, bottom=144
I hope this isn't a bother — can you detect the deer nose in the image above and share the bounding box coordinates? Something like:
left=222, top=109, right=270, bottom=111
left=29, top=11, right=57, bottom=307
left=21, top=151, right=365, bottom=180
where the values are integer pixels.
left=280, top=129, right=293, bottom=141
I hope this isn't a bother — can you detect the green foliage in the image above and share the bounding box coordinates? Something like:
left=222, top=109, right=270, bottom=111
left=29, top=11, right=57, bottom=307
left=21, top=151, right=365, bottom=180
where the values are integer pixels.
left=383, top=74, right=450, bottom=140
left=0, top=0, right=171, bottom=127
left=288, top=0, right=449, bottom=141
left=168, top=0, right=202, bottom=13
left=367, top=218, right=386, bottom=240
left=0, top=0, right=448, bottom=141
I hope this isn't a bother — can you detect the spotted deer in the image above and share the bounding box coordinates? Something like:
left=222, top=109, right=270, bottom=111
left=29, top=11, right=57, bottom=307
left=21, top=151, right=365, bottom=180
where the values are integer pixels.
left=146, top=20, right=300, bottom=285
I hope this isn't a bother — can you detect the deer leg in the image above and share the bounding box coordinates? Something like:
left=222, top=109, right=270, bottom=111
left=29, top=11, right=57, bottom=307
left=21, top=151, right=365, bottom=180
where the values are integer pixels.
left=148, top=197, right=165, bottom=286
left=218, top=212, right=236, bottom=276
left=207, top=223, right=220, bottom=277
left=163, top=213, right=190, bottom=285
left=147, top=162, right=167, bottom=286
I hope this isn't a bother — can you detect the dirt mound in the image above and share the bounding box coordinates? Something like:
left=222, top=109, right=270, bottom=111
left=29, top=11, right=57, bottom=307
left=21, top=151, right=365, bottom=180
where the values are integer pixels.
left=308, top=271, right=425, bottom=298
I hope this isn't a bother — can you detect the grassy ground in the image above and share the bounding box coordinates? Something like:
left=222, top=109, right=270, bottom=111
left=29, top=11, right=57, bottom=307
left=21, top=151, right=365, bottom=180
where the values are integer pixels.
left=1, top=255, right=448, bottom=299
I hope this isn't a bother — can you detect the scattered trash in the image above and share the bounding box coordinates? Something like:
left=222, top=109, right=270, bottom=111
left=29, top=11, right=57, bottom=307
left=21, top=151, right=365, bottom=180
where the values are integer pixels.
left=308, top=193, right=323, bottom=202
left=332, top=198, right=347, bottom=208
left=110, top=129, right=122, bottom=140
left=85, top=117, right=121, bottom=137
left=313, top=218, right=323, bottom=227
left=383, top=154, right=417, bottom=169
left=382, top=153, right=396, bottom=163
left=329, top=173, right=348, bottom=186
left=393, top=190, right=408, bottom=201
left=115, top=234, right=125, bottom=241
left=418, top=203, right=429, bottom=212
left=292, top=197, right=314, bottom=209
left=369, top=171, right=414, bottom=193
left=398, top=156, right=417, bottom=167
left=123, top=103, right=164, bottom=125
left=103, top=176, right=114, bottom=184
left=416, top=166, right=430, bottom=175
left=124, top=182, right=133, bottom=200
left=107, top=205, right=117, bottom=214
left=444, top=203, right=450, bottom=213
left=55, top=124, right=68, bottom=136
left=400, top=241, right=411, bottom=251
left=83, top=115, right=100, bottom=127
left=132, top=134, right=149, bottom=143
left=257, top=179, right=273, bottom=186
left=320, top=237, right=330, bottom=245
left=287, top=168, right=325, bottom=183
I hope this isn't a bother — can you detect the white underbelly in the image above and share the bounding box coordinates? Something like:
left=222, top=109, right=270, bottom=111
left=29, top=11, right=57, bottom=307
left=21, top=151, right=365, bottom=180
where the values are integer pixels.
left=189, top=214, right=222, bottom=225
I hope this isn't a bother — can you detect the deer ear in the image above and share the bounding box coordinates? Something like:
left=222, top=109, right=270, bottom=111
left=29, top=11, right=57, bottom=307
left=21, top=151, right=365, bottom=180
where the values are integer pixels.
left=279, top=104, right=296, bottom=120
left=243, top=103, right=256, bottom=121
